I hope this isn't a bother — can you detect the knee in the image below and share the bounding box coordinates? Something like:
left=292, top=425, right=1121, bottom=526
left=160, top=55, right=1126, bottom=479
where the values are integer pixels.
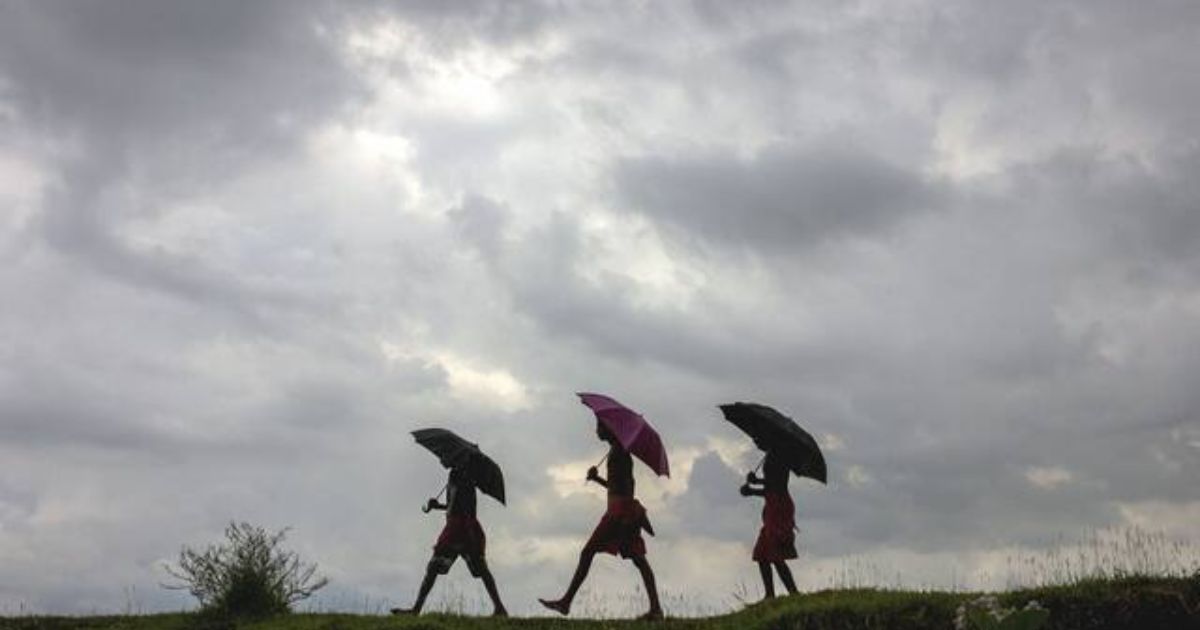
left=426, top=557, right=449, bottom=576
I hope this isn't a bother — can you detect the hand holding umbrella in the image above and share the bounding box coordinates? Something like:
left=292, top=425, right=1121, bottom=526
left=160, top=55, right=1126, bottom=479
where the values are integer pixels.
left=582, top=451, right=611, bottom=487
left=586, top=463, right=603, bottom=485
left=420, top=483, right=447, bottom=514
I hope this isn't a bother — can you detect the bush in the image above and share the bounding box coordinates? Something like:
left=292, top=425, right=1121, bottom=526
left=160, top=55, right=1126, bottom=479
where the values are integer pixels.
left=164, top=521, right=328, bottom=618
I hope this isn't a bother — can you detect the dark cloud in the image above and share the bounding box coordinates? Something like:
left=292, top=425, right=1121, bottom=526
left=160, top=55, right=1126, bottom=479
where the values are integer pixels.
left=0, top=0, right=358, bottom=146
left=670, top=452, right=758, bottom=541
left=0, top=0, right=366, bottom=320
left=448, top=194, right=510, bottom=260
left=615, top=142, right=947, bottom=252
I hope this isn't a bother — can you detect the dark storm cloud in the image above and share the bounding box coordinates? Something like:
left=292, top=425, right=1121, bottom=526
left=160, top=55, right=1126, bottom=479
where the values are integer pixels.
left=1021, top=148, right=1200, bottom=267
left=0, top=0, right=357, bottom=145
left=615, top=142, right=947, bottom=252
left=0, top=0, right=365, bottom=317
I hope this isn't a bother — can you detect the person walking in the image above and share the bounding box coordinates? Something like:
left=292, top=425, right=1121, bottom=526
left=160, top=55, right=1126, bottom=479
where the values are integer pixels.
left=392, top=463, right=508, bottom=616
left=539, top=420, right=664, bottom=620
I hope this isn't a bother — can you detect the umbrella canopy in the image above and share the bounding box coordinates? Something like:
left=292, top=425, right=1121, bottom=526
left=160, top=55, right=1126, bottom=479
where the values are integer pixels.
left=577, top=392, right=670, bottom=477
left=411, top=428, right=506, bottom=505
left=719, top=402, right=827, bottom=484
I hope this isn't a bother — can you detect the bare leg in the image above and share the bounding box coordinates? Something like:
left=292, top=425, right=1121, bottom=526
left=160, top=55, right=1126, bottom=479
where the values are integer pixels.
left=757, top=561, right=775, bottom=600
left=773, top=561, right=798, bottom=595
left=539, top=549, right=596, bottom=616
left=630, top=555, right=663, bottom=620
left=474, top=559, right=508, bottom=617
left=391, top=561, right=439, bottom=615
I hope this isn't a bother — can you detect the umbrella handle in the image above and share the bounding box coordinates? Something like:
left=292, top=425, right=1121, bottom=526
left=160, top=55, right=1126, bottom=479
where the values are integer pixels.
left=422, top=483, right=448, bottom=513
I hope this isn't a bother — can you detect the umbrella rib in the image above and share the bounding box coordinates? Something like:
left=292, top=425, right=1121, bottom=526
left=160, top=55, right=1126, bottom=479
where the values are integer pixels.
left=623, top=418, right=647, bottom=449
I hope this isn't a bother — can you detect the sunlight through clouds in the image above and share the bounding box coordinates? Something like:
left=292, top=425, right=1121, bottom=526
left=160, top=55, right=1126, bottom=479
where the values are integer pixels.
left=379, top=341, right=531, bottom=412
left=436, top=352, right=531, bottom=412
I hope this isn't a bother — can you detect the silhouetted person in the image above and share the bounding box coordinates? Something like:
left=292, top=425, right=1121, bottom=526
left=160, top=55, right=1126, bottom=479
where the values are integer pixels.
left=392, top=465, right=507, bottom=617
left=539, top=421, right=663, bottom=620
left=741, top=443, right=799, bottom=600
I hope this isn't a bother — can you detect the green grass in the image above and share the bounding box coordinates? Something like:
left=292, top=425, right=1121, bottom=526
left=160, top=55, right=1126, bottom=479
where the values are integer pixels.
left=4, top=574, right=1197, bottom=630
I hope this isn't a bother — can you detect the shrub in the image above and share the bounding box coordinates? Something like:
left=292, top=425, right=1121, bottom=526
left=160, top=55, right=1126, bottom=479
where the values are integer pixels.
left=164, top=521, right=328, bottom=618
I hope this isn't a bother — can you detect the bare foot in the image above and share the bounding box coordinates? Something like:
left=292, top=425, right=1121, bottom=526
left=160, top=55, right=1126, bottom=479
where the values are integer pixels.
left=637, top=609, right=664, bottom=621
left=538, top=598, right=570, bottom=616
left=389, top=608, right=417, bottom=616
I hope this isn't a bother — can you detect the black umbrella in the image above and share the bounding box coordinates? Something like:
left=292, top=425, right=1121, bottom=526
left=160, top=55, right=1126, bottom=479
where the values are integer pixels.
left=719, top=402, right=827, bottom=484
left=411, top=428, right=506, bottom=505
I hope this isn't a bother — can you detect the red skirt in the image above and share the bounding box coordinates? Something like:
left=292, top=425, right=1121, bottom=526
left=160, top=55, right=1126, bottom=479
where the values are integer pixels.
left=585, top=497, right=649, bottom=558
left=752, top=492, right=797, bottom=562
left=434, top=515, right=486, bottom=557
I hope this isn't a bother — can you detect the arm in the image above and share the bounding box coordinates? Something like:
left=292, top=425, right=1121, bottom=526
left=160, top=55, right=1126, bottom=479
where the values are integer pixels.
left=586, top=466, right=608, bottom=488
left=740, top=471, right=766, bottom=497
left=740, top=483, right=766, bottom=497
left=423, top=481, right=454, bottom=513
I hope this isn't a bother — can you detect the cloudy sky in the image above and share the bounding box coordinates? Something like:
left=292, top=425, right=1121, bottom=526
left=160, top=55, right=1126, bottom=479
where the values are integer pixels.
left=2, top=0, right=1200, bottom=617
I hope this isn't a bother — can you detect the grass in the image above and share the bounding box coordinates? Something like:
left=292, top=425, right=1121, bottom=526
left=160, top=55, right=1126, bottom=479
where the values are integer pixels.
left=4, top=528, right=1198, bottom=629
left=3, top=573, right=1197, bottom=630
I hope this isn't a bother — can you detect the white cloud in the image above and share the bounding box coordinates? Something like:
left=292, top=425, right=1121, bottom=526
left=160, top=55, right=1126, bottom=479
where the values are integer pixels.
left=1118, top=501, right=1200, bottom=541
left=821, top=432, right=846, bottom=452
left=846, top=465, right=873, bottom=488
left=1025, top=466, right=1073, bottom=490
left=437, top=353, right=531, bottom=413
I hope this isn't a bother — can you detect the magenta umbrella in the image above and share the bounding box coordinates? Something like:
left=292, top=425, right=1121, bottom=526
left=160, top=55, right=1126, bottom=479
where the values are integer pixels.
left=577, top=392, right=670, bottom=477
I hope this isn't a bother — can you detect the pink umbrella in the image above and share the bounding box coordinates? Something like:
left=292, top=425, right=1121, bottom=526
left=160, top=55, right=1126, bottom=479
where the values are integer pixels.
left=577, top=392, right=670, bottom=477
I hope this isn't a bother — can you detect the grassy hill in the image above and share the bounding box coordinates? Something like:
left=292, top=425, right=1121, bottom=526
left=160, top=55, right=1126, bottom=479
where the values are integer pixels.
left=4, top=574, right=1197, bottom=630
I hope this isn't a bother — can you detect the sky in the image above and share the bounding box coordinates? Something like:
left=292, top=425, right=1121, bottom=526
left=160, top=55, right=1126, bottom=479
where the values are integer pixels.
left=2, top=0, right=1200, bottom=617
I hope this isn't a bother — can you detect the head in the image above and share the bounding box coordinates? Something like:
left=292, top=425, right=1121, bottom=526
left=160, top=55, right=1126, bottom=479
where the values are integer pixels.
left=595, top=420, right=616, bottom=444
